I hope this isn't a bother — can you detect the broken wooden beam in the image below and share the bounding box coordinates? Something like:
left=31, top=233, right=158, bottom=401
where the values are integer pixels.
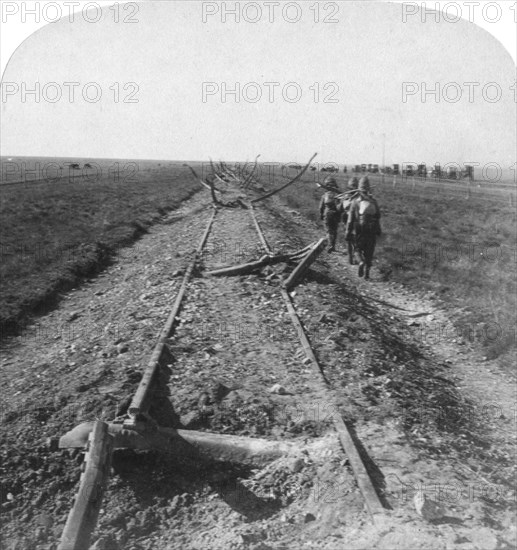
left=57, top=422, right=296, bottom=467
left=285, top=241, right=316, bottom=259
left=179, top=428, right=294, bottom=466
left=207, top=177, right=223, bottom=205
left=205, top=242, right=318, bottom=278
left=283, top=238, right=327, bottom=291
left=214, top=173, right=228, bottom=186
left=58, top=421, right=113, bottom=550
left=205, top=254, right=284, bottom=277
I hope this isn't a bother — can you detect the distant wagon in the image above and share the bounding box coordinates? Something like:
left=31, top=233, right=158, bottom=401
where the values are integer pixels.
left=462, top=165, right=474, bottom=181
left=446, top=167, right=458, bottom=179
left=432, top=164, right=442, bottom=178
left=417, top=164, right=427, bottom=178
left=353, top=165, right=361, bottom=173
left=392, top=164, right=400, bottom=175
left=84, top=163, right=92, bottom=169
left=361, top=164, right=367, bottom=173
left=372, top=164, right=379, bottom=173
left=70, top=163, right=80, bottom=170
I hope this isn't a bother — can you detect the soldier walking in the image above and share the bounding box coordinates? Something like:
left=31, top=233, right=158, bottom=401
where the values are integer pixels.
left=345, top=176, right=381, bottom=280
left=319, top=176, right=341, bottom=252
left=341, top=177, right=359, bottom=264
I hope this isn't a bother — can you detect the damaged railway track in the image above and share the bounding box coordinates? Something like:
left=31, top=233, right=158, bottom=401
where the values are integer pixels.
left=5, top=157, right=513, bottom=550
left=53, top=158, right=389, bottom=549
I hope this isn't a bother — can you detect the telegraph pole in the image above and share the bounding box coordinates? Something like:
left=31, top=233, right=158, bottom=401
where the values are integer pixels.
left=382, top=134, right=386, bottom=187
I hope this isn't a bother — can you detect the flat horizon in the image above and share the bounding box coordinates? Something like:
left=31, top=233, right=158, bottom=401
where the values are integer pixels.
left=1, top=154, right=515, bottom=186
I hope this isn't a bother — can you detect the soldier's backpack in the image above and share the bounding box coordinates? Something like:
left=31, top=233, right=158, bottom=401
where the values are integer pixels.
left=357, top=196, right=379, bottom=232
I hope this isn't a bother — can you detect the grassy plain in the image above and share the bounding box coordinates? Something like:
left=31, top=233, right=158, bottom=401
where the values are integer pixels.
left=2, top=157, right=515, bottom=359
left=272, top=169, right=516, bottom=359
left=0, top=157, right=201, bottom=336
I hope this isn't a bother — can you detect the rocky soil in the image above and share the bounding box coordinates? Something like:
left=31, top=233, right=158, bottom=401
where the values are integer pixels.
left=0, top=188, right=515, bottom=550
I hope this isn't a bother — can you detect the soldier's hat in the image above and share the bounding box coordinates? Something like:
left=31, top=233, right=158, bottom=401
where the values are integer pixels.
left=324, top=176, right=338, bottom=189
left=358, top=176, right=370, bottom=192
left=348, top=177, right=359, bottom=190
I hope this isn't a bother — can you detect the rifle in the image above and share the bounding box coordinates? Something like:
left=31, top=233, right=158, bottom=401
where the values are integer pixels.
left=316, top=182, right=364, bottom=201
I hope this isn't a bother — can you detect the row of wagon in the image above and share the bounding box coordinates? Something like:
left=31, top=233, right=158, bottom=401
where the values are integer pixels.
left=306, top=163, right=475, bottom=180
left=351, top=163, right=474, bottom=180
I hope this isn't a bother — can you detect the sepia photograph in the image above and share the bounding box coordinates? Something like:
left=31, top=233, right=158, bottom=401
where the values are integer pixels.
left=0, top=1, right=516, bottom=548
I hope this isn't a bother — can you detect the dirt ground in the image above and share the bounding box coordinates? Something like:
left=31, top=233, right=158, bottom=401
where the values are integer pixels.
left=0, top=189, right=515, bottom=550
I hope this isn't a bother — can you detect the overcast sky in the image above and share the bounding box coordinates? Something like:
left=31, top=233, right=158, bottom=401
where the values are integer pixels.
left=1, top=1, right=515, bottom=167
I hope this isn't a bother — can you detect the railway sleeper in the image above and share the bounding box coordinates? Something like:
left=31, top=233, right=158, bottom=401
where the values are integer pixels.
left=54, top=421, right=300, bottom=468
left=204, top=239, right=325, bottom=283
